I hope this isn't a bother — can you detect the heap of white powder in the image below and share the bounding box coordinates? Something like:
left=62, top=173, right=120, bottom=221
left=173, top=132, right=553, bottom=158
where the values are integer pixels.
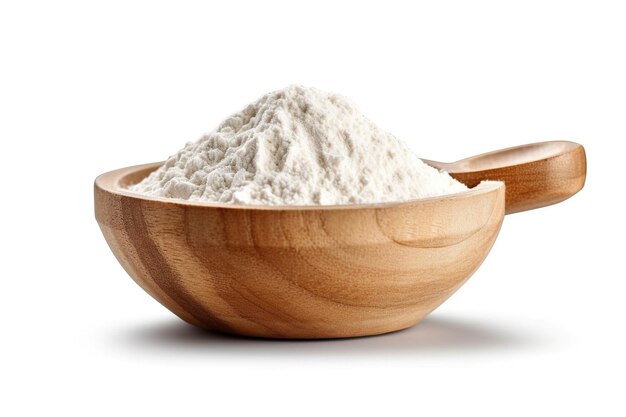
left=130, top=85, right=468, bottom=205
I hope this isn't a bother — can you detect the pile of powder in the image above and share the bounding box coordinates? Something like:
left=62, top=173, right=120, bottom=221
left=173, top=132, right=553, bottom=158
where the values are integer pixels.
left=130, top=85, right=468, bottom=205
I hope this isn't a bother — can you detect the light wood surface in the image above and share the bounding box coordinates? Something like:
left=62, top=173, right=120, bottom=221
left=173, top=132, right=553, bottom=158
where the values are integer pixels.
left=94, top=141, right=585, bottom=338
left=423, top=141, right=586, bottom=214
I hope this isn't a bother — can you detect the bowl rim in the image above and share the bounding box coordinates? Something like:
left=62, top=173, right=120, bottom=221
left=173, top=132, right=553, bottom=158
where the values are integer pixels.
left=95, top=162, right=504, bottom=211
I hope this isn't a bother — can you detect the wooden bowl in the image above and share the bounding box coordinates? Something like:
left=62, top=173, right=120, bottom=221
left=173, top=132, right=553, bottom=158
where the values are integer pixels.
left=96, top=141, right=586, bottom=338
left=95, top=164, right=505, bottom=338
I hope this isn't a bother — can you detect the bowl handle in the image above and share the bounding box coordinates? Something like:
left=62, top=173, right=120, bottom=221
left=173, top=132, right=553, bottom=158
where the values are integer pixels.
left=423, top=141, right=586, bottom=214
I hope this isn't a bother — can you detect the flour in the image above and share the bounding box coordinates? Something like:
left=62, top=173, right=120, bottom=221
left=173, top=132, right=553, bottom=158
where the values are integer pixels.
left=130, top=85, right=468, bottom=205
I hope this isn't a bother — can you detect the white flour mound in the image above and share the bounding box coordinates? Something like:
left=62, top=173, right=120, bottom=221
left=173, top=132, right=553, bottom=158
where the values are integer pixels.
left=130, top=85, right=468, bottom=205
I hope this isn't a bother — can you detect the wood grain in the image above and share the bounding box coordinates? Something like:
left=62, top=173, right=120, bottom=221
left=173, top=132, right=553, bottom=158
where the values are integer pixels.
left=95, top=165, right=505, bottom=339
left=424, top=141, right=586, bottom=214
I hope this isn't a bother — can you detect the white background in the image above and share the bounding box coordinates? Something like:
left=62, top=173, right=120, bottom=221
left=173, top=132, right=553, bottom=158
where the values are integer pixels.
left=1, top=1, right=624, bottom=416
